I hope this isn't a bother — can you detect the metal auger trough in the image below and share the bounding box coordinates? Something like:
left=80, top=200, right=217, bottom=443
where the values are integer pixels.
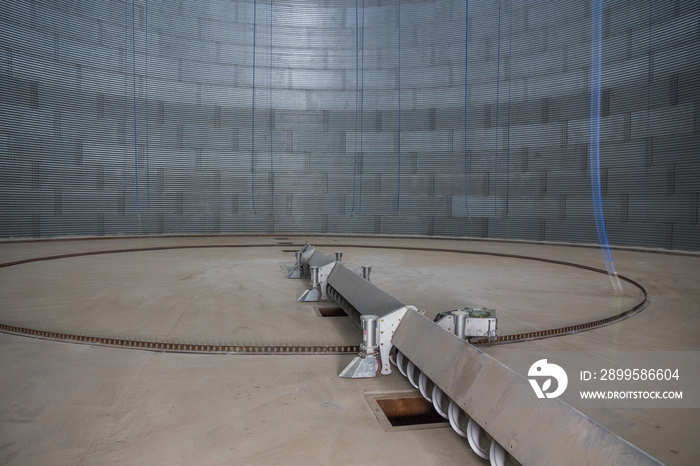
left=286, top=243, right=662, bottom=466
left=287, top=243, right=415, bottom=377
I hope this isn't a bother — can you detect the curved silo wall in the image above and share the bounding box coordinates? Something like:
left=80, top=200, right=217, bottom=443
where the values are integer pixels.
left=0, top=0, right=698, bottom=250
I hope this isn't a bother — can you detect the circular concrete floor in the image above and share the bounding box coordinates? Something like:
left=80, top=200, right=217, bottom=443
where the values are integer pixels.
left=0, top=237, right=643, bottom=345
left=0, top=234, right=698, bottom=465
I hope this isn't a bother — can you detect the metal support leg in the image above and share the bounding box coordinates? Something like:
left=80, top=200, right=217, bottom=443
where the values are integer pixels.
left=339, top=315, right=381, bottom=378
left=453, top=310, right=467, bottom=339
left=361, top=266, right=372, bottom=281
left=298, top=266, right=322, bottom=302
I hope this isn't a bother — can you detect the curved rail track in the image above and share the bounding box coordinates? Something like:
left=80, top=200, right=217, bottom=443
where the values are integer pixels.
left=0, top=241, right=648, bottom=354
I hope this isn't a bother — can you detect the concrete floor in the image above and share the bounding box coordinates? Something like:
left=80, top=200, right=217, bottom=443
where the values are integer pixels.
left=0, top=234, right=698, bottom=465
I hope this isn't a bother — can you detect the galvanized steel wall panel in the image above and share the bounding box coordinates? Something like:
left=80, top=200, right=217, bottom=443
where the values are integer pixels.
left=0, top=0, right=697, bottom=250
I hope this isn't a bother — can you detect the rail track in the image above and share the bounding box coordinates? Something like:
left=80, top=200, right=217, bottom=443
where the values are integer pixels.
left=0, top=240, right=648, bottom=353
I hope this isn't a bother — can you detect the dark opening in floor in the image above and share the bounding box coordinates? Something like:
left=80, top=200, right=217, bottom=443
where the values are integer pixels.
left=315, top=307, right=347, bottom=317
left=375, top=394, right=447, bottom=427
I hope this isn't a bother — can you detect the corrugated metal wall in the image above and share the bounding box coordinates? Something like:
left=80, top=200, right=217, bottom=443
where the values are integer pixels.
left=0, top=0, right=698, bottom=250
